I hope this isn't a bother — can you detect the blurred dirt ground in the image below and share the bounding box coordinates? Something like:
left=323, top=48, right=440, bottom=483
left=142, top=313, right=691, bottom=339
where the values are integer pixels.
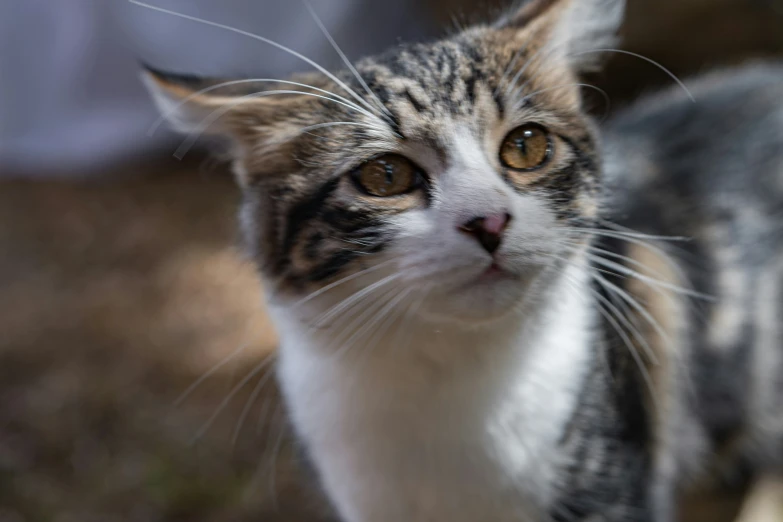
left=0, top=160, right=333, bottom=522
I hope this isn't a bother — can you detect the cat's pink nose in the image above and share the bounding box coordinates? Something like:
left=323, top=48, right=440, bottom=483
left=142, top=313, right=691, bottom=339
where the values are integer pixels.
left=458, top=213, right=511, bottom=254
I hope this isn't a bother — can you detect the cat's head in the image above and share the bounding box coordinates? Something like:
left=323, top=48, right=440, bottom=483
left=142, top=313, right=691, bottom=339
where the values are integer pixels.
left=144, top=0, right=624, bottom=327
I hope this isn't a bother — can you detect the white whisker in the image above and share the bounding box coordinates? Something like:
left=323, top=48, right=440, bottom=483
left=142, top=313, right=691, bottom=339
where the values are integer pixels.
left=513, top=82, right=611, bottom=120
left=592, top=271, right=673, bottom=355
left=267, top=414, right=286, bottom=510
left=575, top=224, right=691, bottom=243
left=565, top=227, right=698, bottom=294
left=311, top=272, right=399, bottom=328
left=298, top=121, right=387, bottom=135
left=590, top=286, right=662, bottom=411
left=255, top=394, right=275, bottom=435
left=173, top=342, right=250, bottom=407
left=232, top=354, right=278, bottom=445
left=325, top=282, right=401, bottom=356
left=148, top=78, right=377, bottom=136
left=585, top=251, right=711, bottom=300
left=587, top=244, right=668, bottom=277
left=390, top=284, right=430, bottom=352
left=303, top=0, right=395, bottom=125
left=129, top=0, right=385, bottom=118
left=189, top=355, right=276, bottom=445
left=334, top=286, right=412, bottom=360
left=173, top=89, right=388, bottom=159
left=290, top=258, right=396, bottom=309
left=245, top=403, right=284, bottom=504
left=591, top=275, right=659, bottom=365
left=570, top=48, right=695, bottom=102
left=597, top=219, right=704, bottom=266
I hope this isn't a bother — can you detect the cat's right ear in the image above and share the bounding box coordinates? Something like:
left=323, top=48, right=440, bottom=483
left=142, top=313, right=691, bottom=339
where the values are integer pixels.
left=494, top=0, right=626, bottom=72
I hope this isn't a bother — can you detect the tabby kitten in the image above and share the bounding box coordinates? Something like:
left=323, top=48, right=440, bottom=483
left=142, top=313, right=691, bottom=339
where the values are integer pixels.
left=142, top=0, right=783, bottom=520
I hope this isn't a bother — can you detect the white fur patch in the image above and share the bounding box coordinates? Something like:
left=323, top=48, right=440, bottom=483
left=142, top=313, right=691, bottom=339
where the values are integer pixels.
left=273, top=259, right=594, bottom=522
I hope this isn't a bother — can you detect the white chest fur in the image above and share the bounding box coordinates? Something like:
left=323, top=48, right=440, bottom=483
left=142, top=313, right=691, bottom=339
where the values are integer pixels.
left=273, top=264, right=594, bottom=522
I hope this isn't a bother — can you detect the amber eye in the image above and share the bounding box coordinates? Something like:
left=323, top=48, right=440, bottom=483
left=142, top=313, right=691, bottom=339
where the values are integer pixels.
left=351, top=154, right=421, bottom=197
left=499, top=124, right=552, bottom=171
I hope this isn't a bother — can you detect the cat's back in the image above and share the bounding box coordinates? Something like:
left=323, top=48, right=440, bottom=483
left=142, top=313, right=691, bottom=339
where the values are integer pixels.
left=604, top=62, right=783, bottom=220
left=603, top=62, right=783, bottom=295
left=601, top=62, right=783, bottom=477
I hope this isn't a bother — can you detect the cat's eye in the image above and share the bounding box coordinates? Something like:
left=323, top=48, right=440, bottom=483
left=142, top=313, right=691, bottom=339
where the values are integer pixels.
left=499, top=124, right=552, bottom=171
left=351, top=154, right=422, bottom=197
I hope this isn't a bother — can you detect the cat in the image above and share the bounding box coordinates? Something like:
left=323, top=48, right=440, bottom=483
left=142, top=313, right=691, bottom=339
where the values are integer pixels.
left=141, top=0, right=783, bottom=520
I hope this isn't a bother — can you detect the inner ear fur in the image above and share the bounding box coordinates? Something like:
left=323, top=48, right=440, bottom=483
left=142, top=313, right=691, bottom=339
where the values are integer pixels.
left=141, top=64, right=328, bottom=140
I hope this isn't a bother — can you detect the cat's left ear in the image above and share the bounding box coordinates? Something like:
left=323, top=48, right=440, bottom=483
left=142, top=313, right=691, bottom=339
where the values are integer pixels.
left=494, top=0, right=625, bottom=72
left=141, top=64, right=328, bottom=149
left=141, top=64, right=332, bottom=178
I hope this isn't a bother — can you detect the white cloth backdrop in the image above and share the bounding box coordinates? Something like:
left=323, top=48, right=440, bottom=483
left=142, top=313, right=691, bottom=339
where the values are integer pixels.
left=0, top=0, right=432, bottom=175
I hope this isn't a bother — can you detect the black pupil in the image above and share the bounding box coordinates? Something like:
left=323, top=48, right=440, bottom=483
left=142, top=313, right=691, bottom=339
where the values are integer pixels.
left=515, top=130, right=534, bottom=156
left=357, top=156, right=418, bottom=196
left=381, top=161, right=395, bottom=185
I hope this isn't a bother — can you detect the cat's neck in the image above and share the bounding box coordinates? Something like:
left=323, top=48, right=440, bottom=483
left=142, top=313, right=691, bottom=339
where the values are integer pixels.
left=272, top=258, right=596, bottom=521
left=274, top=257, right=594, bottom=393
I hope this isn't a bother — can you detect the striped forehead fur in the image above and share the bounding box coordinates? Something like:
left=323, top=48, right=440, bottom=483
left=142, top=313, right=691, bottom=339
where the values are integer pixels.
left=143, top=0, right=624, bottom=296
left=194, top=14, right=605, bottom=293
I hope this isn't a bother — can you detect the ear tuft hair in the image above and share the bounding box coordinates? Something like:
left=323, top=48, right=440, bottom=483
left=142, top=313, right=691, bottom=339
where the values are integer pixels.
left=556, top=0, right=625, bottom=69
left=494, top=0, right=559, bottom=29
left=140, top=65, right=236, bottom=135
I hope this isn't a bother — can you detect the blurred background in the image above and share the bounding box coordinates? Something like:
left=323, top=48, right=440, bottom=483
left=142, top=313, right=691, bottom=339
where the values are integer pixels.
left=1, top=1, right=782, bottom=521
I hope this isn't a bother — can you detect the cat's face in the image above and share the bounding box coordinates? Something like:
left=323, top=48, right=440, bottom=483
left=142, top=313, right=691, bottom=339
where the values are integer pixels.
left=145, top=0, right=624, bottom=325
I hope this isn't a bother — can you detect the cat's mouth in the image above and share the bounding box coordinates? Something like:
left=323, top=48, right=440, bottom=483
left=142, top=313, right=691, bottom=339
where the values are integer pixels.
left=482, top=262, right=513, bottom=279
left=416, top=258, right=542, bottom=325
left=470, top=260, right=523, bottom=286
